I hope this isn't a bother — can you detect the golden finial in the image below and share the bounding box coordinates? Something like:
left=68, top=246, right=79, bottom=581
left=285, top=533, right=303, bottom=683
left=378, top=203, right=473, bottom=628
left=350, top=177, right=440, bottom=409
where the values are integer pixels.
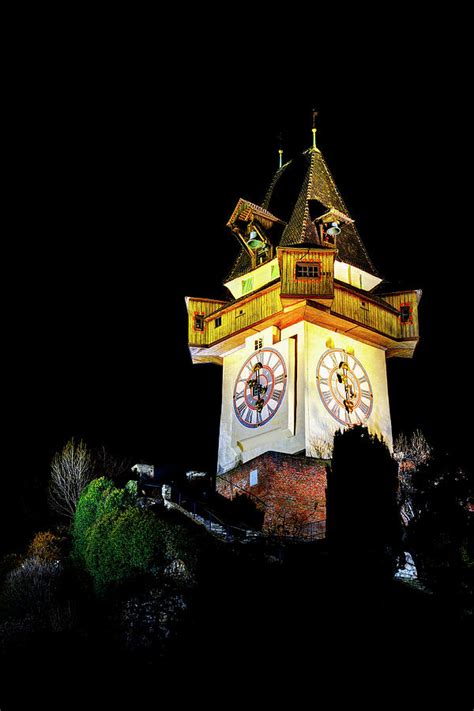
left=312, top=108, right=319, bottom=151
left=278, top=132, right=283, bottom=169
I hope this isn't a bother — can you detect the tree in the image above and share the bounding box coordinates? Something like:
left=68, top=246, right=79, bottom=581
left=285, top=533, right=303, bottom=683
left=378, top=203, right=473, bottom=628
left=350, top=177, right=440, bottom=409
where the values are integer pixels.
left=394, top=429, right=432, bottom=525
left=28, top=531, right=65, bottom=562
left=84, top=507, right=164, bottom=592
left=72, top=477, right=200, bottom=593
left=407, top=452, right=473, bottom=602
left=48, top=439, right=94, bottom=520
left=71, top=477, right=135, bottom=563
left=327, top=426, right=402, bottom=578
left=394, top=429, right=432, bottom=468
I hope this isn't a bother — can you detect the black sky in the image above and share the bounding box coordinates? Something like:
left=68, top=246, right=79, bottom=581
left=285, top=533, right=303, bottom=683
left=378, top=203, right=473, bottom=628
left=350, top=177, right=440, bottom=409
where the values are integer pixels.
left=4, top=22, right=471, bottom=528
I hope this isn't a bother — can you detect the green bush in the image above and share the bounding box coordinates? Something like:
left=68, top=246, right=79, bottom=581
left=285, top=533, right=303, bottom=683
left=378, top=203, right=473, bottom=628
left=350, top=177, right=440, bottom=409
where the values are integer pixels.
left=72, top=477, right=136, bottom=563
left=72, top=478, right=113, bottom=560
left=84, top=507, right=164, bottom=592
left=72, top=476, right=203, bottom=594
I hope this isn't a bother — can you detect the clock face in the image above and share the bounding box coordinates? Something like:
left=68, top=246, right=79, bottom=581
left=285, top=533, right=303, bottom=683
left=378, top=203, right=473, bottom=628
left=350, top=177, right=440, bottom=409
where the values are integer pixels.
left=233, top=347, right=287, bottom=428
left=316, top=348, right=373, bottom=426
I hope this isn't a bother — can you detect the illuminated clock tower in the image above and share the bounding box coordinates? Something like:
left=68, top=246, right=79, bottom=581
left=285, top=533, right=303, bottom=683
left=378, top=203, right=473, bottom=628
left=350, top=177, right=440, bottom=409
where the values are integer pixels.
left=185, top=120, right=421, bottom=537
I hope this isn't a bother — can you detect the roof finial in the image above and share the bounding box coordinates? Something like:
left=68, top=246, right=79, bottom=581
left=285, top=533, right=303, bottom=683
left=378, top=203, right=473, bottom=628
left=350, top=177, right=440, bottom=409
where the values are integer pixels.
left=312, top=108, right=319, bottom=151
left=278, top=132, right=283, bottom=169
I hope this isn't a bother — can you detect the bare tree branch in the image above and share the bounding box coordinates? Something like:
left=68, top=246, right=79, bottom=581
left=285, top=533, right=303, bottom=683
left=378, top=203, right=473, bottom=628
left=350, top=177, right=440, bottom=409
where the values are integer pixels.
left=394, top=429, right=432, bottom=468
left=394, top=429, right=432, bottom=526
left=308, top=437, right=333, bottom=460
left=48, top=439, right=94, bottom=520
left=93, top=445, right=132, bottom=483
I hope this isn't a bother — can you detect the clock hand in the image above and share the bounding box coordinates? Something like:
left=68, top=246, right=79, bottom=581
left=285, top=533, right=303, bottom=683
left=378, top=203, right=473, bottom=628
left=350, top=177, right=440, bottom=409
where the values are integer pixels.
left=338, top=362, right=356, bottom=413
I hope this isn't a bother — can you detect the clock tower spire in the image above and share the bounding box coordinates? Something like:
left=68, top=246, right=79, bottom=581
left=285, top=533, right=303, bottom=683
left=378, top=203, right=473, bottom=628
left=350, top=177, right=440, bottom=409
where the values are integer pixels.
left=185, top=120, right=421, bottom=537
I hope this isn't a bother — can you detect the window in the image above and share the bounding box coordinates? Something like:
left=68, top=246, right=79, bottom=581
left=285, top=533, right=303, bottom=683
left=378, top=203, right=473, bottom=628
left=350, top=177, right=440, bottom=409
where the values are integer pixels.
left=295, top=262, right=321, bottom=279
left=254, top=338, right=263, bottom=351
left=250, top=469, right=258, bottom=487
left=360, top=301, right=369, bottom=312
left=194, top=314, right=205, bottom=331
left=215, top=316, right=222, bottom=328
left=242, top=277, right=253, bottom=294
left=400, top=304, right=412, bottom=324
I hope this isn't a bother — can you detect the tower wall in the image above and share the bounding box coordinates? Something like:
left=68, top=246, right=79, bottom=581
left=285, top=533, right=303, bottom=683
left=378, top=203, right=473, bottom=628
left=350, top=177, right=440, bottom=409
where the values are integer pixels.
left=217, top=323, right=307, bottom=474
left=304, top=322, right=393, bottom=453
left=217, top=319, right=393, bottom=476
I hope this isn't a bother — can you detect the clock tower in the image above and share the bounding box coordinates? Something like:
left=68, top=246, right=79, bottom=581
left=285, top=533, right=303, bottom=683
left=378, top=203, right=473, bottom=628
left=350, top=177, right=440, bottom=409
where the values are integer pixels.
left=186, top=123, right=420, bottom=537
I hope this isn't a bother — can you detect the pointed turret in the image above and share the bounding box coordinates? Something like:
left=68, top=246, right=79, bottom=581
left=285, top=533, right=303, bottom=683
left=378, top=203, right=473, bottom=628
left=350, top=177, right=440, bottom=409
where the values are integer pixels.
left=228, top=138, right=379, bottom=284
left=266, top=148, right=379, bottom=277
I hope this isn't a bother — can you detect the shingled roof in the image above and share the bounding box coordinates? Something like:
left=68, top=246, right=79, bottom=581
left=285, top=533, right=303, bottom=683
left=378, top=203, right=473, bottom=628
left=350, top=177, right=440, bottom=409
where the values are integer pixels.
left=271, top=149, right=379, bottom=276
left=226, top=145, right=380, bottom=282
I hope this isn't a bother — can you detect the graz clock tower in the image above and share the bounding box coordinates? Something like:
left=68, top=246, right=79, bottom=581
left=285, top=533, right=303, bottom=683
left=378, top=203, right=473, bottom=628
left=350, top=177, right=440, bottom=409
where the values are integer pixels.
left=186, top=120, right=420, bottom=537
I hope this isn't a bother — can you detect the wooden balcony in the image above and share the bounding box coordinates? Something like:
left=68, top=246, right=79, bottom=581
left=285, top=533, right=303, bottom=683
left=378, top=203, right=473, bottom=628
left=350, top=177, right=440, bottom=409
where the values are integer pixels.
left=186, top=280, right=420, bottom=364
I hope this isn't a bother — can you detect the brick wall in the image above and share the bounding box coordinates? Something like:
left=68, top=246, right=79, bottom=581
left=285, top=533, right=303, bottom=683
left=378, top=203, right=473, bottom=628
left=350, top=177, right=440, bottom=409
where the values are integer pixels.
left=216, top=452, right=327, bottom=538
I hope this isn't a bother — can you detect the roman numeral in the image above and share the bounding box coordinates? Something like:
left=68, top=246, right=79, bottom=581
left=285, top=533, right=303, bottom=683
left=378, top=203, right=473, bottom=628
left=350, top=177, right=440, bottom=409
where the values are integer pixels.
left=235, top=391, right=245, bottom=401
left=275, top=374, right=286, bottom=385
left=244, top=409, right=253, bottom=424
left=319, top=377, right=329, bottom=387
left=266, top=353, right=276, bottom=369
left=237, top=402, right=246, bottom=417
left=322, top=390, right=332, bottom=404
left=360, top=389, right=372, bottom=400
left=330, top=353, right=339, bottom=368
left=256, top=410, right=263, bottom=426
left=331, top=403, right=340, bottom=419
left=271, top=389, right=282, bottom=402
left=358, top=401, right=370, bottom=416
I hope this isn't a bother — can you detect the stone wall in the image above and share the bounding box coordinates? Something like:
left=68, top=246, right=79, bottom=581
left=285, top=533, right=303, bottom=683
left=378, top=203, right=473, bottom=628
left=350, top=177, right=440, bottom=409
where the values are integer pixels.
left=216, top=452, right=327, bottom=538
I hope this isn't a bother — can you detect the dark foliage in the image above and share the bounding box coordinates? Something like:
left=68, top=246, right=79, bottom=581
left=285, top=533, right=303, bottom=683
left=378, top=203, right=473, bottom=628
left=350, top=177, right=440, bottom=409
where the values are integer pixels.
left=93, top=445, right=134, bottom=487
left=327, top=426, right=402, bottom=578
left=408, top=451, right=473, bottom=605
left=72, top=477, right=207, bottom=594
left=27, top=530, right=67, bottom=562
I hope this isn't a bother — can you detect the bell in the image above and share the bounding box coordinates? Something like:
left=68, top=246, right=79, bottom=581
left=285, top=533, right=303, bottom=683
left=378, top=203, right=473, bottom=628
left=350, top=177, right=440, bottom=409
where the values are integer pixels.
left=326, top=221, right=341, bottom=236
left=247, top=230, right=265, bottom=249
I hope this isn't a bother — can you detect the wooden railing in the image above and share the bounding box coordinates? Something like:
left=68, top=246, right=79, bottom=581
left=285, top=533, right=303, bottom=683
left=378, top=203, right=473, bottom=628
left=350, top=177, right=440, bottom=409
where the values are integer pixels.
left=187, top=283, right=419, bottom=349
left=188, top=284, right=282, bottom=347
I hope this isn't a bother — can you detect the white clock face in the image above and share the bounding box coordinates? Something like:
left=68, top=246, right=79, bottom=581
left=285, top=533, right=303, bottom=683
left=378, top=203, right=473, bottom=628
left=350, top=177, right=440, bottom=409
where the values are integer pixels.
left=316, top=348, right=373, bottom=426
left=233, top=347, right=287, bottom=428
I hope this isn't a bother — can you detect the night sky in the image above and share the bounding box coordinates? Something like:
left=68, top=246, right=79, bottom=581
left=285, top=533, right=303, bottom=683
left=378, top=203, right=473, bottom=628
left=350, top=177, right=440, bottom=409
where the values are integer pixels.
left=5, top=32, right=470, bottom=530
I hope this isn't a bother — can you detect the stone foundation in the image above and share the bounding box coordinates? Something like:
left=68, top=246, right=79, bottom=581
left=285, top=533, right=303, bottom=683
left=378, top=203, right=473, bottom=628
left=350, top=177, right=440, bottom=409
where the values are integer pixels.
left=216, top=452, right=327, bottom=538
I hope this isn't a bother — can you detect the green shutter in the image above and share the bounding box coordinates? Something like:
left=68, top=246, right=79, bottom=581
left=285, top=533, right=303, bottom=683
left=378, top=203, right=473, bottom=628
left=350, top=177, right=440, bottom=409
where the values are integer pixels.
left=242, top=278, right=253, bottom=294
